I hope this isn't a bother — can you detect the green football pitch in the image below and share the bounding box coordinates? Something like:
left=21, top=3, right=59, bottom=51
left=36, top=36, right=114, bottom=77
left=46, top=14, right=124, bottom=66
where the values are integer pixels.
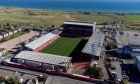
left=40, top=37, right=82, bottom=56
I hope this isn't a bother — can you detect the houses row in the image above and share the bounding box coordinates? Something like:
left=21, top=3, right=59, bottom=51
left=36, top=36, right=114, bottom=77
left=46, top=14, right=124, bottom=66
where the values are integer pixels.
left=0, top=28, right=22, bottom=39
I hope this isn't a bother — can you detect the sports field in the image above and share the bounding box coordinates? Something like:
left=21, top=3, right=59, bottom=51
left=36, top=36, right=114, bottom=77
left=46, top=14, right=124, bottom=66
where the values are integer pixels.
left=40, top=37, right=82, bottom=56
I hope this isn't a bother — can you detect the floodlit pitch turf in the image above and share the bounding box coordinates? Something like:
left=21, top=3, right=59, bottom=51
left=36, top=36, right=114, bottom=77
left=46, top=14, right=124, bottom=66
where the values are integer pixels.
left=40, top=37, right=82, bottom=56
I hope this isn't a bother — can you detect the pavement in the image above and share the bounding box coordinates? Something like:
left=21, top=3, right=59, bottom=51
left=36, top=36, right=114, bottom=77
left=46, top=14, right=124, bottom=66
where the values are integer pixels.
left=0, top=31, right=39, bottom=50
left=111, top=61, right=122, bottom=80
left=98, top=53, right=110, bottom=80
left=47, top=76, right=94, bottom=84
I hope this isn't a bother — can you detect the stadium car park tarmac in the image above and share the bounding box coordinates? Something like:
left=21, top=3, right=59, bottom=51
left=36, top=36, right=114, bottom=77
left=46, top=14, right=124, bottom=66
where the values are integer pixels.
left=0, top=31, right=39, bottom=50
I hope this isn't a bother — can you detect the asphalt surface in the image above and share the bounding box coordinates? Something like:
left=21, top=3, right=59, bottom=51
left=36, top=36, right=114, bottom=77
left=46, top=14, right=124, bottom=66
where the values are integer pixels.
left=48, top=76, right=94, bottom=84
left=0, top=61, right=94, bottom=84
left=0, top=31, right=39, bottom=50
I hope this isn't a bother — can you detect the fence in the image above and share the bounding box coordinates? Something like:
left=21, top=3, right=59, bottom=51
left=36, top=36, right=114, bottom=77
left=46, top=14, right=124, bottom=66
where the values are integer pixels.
left=3, top=61, right=111, bottom=83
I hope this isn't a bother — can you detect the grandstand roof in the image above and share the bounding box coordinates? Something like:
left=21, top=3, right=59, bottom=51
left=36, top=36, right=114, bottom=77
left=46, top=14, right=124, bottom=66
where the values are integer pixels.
left=82, top=32, right=105, bottom=56
left=14, top=51, right=71, bottom=66
left=64, top=20, right=95, bottom=26
left=51, top=29, right=62, bottom=35
left=25, top=33, right=56, bottom=50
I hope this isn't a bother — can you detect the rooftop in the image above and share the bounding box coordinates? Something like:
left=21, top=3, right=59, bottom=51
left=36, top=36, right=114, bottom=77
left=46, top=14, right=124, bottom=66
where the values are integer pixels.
left=82, top=32, right=105, bottom=56
left=25, top=33, right=56, bottom=50
left=51, top=29, right=62, bottom=35
left=64, top=20, right=95, bottom=26
left=115, top=36, right=128, bottom=45
left=132, top=49, right=140, bottom=52
left=14, top=51, right=72, bottom=66
left=0, top=48, right=5, bottom=52
left=116, top=31, right=140, bottom=45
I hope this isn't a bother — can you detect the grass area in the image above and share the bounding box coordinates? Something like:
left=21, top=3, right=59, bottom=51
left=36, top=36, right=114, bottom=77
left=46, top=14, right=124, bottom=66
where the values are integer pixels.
left=2, top=51, right=11, bottom=57
left=121, top=14, right=140, bottom=29
left=40, top=37, right=82, bottom=56
left=122, top=14, right=140, bottom=22
left=0, top=7, right=121, bottom=27
left=0, top=31, right=26, bottom=42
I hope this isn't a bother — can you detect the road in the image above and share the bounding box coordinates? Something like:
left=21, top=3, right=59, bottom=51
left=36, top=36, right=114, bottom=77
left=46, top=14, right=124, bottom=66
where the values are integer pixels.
left=0, top=31, right=39, bottom=50
left=0, top=65, right=94, bottom=84
left=98, top=52, right=110, bottom=80
left=48, top=76, right=94, bottom=84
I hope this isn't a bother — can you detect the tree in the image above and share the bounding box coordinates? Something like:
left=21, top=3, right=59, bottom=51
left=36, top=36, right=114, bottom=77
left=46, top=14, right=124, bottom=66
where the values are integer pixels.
left=51, top=25, right=55, bottom=28
left=5, top=77, right=19, bottom=84
left=105, top=43, right=117, bottom=50
left=38, top=74, right=48, bottom=82
left=121, top=76, right=130, bottom=84
left=86, top=67, right=102, bottom=77
left=0, top=75, right=6, bottom=82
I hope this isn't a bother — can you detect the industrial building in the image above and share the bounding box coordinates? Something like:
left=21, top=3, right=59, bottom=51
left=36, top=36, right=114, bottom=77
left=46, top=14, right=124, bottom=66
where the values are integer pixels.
left=4, top=51, right=71, bottom=72
left=116, top=31, right=140, bottom=58
left=82, top=32, right=105, bottom=59
left=25, top=30, right=61, bottom=52
left=63, top=20, right=96, bottom=37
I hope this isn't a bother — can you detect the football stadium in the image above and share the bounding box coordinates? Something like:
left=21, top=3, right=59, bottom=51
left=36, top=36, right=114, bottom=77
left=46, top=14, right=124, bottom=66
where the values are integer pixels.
left=3, top=20, right=105, bottom=72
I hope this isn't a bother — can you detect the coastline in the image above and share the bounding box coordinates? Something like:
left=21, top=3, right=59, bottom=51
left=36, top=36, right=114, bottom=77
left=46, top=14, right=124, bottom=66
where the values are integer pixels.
left=0, top=6, right=140, bottom=14
left=0, top=6, right=139, bottom=28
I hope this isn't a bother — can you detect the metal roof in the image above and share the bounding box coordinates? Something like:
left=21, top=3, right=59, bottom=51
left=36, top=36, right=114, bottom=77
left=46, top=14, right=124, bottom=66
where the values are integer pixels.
left=51, top=29, right=62, bottom=35
left=64, top=20, right=95, bottom=26
left=116, top=31, right=140, bottom=46
left=116, top=35, right=140, bottom=46
left=14, top=51, right=71, bottom=66
left=25, top=33, right=56, bottom=50
left=117, top=45, right=123, bottom=48
left=132, top=49, right=140, bottom=52
left=115, top=36, right=128, bottom=45
left=128, top=36, right=140, bottom=45
left=82, top=32, right=105, bottom=56
left=136, top=56, right=140, bottom=62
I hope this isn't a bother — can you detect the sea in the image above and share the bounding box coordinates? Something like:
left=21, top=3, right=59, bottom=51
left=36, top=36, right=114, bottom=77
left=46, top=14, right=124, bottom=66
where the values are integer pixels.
left=0, top=0, right=140, bottom=13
